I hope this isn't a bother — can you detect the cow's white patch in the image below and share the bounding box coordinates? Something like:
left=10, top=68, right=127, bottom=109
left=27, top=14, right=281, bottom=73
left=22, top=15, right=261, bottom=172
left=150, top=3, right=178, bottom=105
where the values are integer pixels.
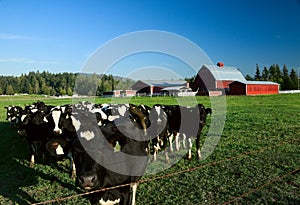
left=80, top=130, right=95, bottom=141
left=56, top=144, right=64, bottom=155
left=31, top=108, right=38, bottom=113
left=52, top=110, right=62, bottom=133
left=108, top=115, right=119, bottom=121
left=43, top=116, right=48, bottom=123
left=70, top=116, right=81, bottom=131
left=93, top=108, right=108, bottom=120
left=21, top=115, right=27, bottom=122
left=118, top=104, right=128, bottom=116
left=154, top=106, right=161, bottom=116
left=99, top=198, right=120, bottom=205
left=61, top=106, right=66, bottom=113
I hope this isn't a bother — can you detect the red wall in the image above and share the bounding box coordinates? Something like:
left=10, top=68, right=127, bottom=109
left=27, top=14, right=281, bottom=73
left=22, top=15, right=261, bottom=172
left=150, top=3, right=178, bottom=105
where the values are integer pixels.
left=216, top=80, right=234, bottom=89
left=247, top=84, right=279, bottom=95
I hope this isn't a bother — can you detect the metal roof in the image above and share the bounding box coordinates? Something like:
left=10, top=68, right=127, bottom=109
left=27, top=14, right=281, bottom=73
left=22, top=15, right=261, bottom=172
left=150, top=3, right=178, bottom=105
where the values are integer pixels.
left=141, top=80, right=186, bottom=87
left=203, top=64, right=246, bottom=82
left=243, top=81, right=279, bottom=85
left=161, top=86, right=190, bottom=91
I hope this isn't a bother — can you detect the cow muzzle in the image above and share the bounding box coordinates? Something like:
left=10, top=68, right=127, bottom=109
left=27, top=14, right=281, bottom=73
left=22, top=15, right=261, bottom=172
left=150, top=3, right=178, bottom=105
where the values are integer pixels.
left=53, top=129, right=62, bottom=135
left=77, top=172, right=98, bottom=190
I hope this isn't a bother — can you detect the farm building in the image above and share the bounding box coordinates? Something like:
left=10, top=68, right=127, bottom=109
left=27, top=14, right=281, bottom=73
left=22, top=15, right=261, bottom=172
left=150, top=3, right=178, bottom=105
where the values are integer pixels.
left=161, top=86, right=197, bottom=97
left=102, top=90, right=137, bottom=97
left=190, top=63, right=280, bottom=96
left=189, top=63, right=246, bottom=96
left=229, top=81, right=280, bottom=95
left=132, top=80, right=187, bottom=96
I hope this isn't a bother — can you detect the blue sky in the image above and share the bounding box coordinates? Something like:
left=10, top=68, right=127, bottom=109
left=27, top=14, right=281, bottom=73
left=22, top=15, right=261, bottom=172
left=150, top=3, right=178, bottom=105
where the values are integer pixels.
left=1, top=0, right=300, bottom=80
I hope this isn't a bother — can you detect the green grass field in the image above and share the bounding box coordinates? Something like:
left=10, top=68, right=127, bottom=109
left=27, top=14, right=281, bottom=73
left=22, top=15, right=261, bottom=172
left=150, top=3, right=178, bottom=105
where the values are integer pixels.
left=0, top=94, right=299, bottom=204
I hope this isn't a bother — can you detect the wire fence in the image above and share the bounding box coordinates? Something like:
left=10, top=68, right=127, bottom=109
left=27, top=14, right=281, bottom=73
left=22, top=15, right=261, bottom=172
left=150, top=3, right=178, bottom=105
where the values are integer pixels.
left=32, top=138, right=300, bottom=205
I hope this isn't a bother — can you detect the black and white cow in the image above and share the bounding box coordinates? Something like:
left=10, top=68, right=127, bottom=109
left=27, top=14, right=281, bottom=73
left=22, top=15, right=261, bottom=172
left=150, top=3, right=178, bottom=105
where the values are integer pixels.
left=45, top=104, right=77, bottom=178
left=164, top=104, right=212, bottom=160
left=147, top=104, right=169, bottom=163
left=17, top=106, right=54, bottom=167
left=70, top=106, right=149, bottom=205
left=5, top=105, right=23, bottom=127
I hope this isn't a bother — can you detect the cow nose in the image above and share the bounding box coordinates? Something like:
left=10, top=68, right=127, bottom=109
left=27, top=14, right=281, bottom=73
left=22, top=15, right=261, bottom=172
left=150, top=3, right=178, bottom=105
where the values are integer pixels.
left=78, top=173, right=98, bottom=190
left=53, top=129, right=62, bottom=135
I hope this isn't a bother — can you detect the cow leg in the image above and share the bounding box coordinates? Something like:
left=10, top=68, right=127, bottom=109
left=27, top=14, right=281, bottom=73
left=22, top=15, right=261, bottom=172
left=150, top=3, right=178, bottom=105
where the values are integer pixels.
left=182, top=133, right=187, bottom=149
left=68, top=153, right=76, bottom=179
left=187, top=138, right=193, bottom=160
left=131, top=183, right=138, bottom=205
left=196, top=135, right=201, bottom=160
left=29, top=154, right=35, bottom=168
left=164, top=149, right=169, bottom=164
left=175, top=132, right=180, bottom=151
left=29, top=142, right=37, bottom=167
left=169, top=134, right=174, bottom=152
left=153, top=144, right=159, bottom=162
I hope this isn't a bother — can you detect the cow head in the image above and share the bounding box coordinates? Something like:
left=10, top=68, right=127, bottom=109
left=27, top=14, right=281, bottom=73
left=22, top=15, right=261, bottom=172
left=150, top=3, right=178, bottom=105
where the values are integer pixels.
left=72, top=137, right=101, bottom=191
left=198, top=104, right=212, bottom=126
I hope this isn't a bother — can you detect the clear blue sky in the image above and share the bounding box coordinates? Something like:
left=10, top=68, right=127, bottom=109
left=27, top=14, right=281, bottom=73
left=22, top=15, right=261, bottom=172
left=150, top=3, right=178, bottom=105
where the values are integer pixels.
left=1, top=0, right=300, bottom=79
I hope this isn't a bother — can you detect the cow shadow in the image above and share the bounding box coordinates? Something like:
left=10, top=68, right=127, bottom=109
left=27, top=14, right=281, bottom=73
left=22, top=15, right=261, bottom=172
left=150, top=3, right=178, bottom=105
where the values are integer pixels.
left=0, top=122, right=81, bottom=204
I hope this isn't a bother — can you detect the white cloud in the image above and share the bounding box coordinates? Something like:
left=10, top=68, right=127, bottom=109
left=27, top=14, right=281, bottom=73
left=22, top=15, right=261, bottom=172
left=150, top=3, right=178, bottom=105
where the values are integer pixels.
left=0, top=33, right=35, bottom=40
left=0, top=57, right=56, bottom=64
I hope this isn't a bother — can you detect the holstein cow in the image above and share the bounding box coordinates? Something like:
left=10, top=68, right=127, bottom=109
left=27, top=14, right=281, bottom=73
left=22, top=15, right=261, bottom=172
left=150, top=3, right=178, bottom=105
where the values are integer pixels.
left=5, top=105, right=23, bottom=127
left=165, top=104, right=212, bottom=160
left=45, top=104, right=77, bottom=178
left=70, top=107, right=148, bottom=205
left=147, top=104, right=169, bottom=163
left=17, top=107, right=54, bottom=167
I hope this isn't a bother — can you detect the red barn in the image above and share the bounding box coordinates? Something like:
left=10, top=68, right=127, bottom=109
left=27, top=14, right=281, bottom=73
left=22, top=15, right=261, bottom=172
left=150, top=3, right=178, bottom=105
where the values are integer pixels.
left=229, top=81, right=280, bottom=95
left=190, top=63, right=246, bottom=96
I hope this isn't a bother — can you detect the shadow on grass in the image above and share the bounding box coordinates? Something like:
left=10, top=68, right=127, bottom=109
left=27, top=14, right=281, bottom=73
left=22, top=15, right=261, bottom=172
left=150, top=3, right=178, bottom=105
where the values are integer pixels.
left=0, top=122, right=82, bottom=204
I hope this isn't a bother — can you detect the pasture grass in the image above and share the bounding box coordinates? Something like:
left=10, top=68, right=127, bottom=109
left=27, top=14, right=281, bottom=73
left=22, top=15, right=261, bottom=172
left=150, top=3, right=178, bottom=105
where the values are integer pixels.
left=0, top=94, right=299, bottom=204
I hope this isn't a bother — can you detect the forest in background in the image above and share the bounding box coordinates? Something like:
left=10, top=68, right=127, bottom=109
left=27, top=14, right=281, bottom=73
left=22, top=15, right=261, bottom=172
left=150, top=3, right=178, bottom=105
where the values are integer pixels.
left=0, top=71, right=135, bottom=96
left=245, top=64, right=299, bottom=90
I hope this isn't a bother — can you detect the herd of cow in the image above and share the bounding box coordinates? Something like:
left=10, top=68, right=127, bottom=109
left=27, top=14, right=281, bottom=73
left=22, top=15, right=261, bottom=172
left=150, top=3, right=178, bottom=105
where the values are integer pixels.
left=5, top=100, right=211, bottom=205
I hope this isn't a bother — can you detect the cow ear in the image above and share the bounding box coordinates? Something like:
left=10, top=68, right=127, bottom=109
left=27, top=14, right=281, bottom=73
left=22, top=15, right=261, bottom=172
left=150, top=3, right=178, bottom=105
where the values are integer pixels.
left=206, top=108, right=212, bottom=115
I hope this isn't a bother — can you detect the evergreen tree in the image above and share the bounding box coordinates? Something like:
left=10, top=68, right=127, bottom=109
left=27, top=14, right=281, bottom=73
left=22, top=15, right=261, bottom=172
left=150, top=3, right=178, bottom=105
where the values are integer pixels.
left=261, top=67, right=269, bottom=81
left=290, top=68, right=298, bottom=90
left=6, top=84, right=14, bottom=95
left=245, top=74, right=253, bottom=81
left=254, top=64, right=261, bottom=80
left=269, top=64, right=276, bottom=82
left=111, top=75, right=115, bottom=91
left=275, top=64, right=283, bottom=85
left=282, top=65, right=291, bottom=90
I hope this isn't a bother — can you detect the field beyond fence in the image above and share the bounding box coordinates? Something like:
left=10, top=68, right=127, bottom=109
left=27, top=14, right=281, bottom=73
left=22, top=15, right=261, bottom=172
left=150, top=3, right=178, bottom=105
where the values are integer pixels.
left=0, top=94, right=299, bottom=204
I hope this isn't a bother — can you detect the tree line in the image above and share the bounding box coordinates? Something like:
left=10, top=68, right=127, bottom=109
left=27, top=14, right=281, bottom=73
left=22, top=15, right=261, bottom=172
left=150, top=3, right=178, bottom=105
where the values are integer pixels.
left=245, top=64, right=299, bottom=90
left=0, top=71, right=135, bottom=96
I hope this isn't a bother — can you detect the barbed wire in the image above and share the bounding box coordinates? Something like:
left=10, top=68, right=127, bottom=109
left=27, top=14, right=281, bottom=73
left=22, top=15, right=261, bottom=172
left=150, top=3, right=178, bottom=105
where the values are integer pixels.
left=32, top=138, right=300, bottom=205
